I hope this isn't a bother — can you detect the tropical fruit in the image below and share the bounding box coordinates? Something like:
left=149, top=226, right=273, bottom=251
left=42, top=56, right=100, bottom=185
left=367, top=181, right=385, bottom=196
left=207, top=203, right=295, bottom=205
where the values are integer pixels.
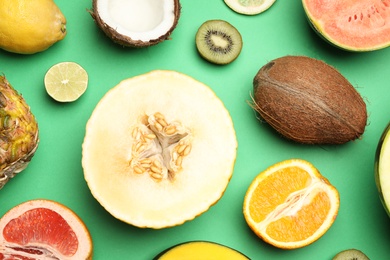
left=251, top=55, right=367, bottom=144
left=44, top=62, right=89, bottom=102
left=375, top=122, right=390, bottom=216
left=224, top=0, right=276, bottom=15
left=0, top=199, right=93, bottom=259
left=154, top=241, right=249, bottom=260
left=195, top=20, right=243, bottom=65
left=0, top=0, right=66, bottom=54
left=90, top=0, right=181, bottom=47
left=82, top=70, right=237, bottom=229
left=0, top=76, right=39, bottom=189
left=332, top=248, right=370, bottom=260
left=243, top=159, right=340, bottom=249
left=302, top=0, right=390, bottom=51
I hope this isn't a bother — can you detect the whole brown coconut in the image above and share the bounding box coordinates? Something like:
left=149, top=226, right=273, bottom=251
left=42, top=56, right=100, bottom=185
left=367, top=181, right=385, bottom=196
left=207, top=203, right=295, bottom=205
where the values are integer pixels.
left=252, top=56, right=367, bottom=144
left=90, top=0, right=181, bottom=48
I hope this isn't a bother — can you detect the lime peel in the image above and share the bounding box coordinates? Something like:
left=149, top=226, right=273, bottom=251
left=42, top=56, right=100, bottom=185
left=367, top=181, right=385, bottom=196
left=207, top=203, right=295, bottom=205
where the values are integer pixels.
left=44, top=62, right=88, bottom=102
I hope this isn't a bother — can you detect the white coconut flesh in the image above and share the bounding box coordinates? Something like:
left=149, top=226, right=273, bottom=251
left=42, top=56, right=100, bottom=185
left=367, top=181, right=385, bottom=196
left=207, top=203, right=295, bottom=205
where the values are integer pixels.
left=82, top=70, right=237, bottom=228
left=96, top=0, right=177, bottom=42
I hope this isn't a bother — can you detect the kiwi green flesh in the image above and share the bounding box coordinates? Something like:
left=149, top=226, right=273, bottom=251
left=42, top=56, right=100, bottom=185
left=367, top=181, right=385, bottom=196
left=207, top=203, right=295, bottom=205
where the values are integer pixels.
left=195, top=20, right=242, bottom=65
left=333, top=249, right=370, bottom=260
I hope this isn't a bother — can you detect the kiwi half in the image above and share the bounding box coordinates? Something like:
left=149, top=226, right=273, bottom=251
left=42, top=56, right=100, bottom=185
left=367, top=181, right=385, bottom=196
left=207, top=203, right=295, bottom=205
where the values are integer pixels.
left=333, top=249, right=370, bottom=260
left=195, top=20, right=243, bottom=65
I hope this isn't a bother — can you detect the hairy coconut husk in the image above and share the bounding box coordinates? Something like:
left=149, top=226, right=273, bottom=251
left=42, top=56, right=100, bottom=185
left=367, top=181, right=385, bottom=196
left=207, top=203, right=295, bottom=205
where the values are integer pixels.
left=251, top=55, right=367, bottom=144
left=89, top=0, right=181, bottom=48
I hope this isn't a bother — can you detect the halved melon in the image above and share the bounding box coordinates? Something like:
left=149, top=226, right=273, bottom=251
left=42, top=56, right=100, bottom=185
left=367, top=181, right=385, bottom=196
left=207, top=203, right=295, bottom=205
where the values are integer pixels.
left=82, top=70, right=237, bottom=229
left=375, top=122, right=390, bottom=216
left=154, top=241, right=249, bottom=260
left=302, top=0, right=390, bottom=51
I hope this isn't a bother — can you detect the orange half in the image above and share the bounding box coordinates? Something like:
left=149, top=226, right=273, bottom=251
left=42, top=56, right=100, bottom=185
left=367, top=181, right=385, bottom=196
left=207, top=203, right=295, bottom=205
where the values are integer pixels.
left=243, top=159, right=339, bottom=249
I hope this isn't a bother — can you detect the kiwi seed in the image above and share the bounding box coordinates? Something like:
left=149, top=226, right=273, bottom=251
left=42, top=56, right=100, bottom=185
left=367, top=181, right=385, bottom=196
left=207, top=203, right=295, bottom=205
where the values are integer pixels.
left=195, top=19, right=243, bottom=65
left=332, top=249, right=370, bottom=260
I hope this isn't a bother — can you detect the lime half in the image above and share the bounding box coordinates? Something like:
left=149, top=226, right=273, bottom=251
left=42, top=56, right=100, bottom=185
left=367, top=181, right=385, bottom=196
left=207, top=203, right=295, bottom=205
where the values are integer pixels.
left=44, top=62, right=88, bottom=102
left=223, top=0, right=276, bottom=15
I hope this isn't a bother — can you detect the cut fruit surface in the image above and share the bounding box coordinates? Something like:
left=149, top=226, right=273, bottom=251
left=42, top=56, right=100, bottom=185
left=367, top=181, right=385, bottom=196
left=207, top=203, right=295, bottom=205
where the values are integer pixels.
left=82, top=70, right=237, bottom=229
left=90, top=0, right=181, bottom=47
left=302, top=0, right=390, bottom=51
left=154, top=241, right=249, bottom=260
left=332, top=248, right=369, bottom=260
left=195, top=20, right=243, bottom=65
left=0, top=199, right=93, bottom=259
left=243, top=159, right=339, bottom=249
left=44, top=62, right=88, bottom=102
left=224, top=0, right=276, bottom=15
left=375, top=122, right=390, bottom=217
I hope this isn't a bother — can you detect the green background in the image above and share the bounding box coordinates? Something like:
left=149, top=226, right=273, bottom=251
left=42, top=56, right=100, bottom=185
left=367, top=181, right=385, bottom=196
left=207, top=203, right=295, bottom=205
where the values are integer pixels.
left=1, top=0, right=390, bottom=259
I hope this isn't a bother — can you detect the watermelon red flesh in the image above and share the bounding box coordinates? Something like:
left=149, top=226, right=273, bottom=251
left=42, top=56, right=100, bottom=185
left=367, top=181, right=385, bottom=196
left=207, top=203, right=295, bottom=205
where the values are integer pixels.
left=1, top=208, right=78, bottom=258
left=303, top=0, right=390, bottom=51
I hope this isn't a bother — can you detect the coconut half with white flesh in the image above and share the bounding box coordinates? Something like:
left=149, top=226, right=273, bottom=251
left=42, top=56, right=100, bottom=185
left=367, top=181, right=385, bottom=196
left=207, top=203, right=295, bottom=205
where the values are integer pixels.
left=90, top=0, right=181, bottom=47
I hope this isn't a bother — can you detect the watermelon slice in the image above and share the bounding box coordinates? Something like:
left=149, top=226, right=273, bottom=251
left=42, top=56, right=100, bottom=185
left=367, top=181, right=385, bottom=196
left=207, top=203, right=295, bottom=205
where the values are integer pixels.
left=302, top=0, right=390, bottom=51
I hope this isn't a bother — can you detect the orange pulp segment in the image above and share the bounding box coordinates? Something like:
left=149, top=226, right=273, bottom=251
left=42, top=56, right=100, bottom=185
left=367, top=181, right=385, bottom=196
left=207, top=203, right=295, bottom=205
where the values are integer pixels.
left=243, top=159, right=339, bottom=249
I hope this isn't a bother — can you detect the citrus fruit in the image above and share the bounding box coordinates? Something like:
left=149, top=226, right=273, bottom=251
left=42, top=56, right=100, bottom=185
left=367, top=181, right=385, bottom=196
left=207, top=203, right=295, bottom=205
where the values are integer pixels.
left=243, top=159, right=340, bottom=249
left=224, top=0, right=276, bottom=15
left=0, top=0, right=66, bottom=54
left=0, top=199, right=93, bottom=259
left=302, top=0, right=390, bottom=51
left=44, top=62, right=88, bottom=102
left=82, top=70, right=237, bottom=229
left=375, top=122, right=390, bottom=216
left=154, top=241, right=249, bottom=260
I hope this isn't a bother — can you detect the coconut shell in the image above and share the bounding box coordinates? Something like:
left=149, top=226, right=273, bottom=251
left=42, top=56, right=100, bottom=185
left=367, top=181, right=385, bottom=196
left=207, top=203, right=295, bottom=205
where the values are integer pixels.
left=90, top=0, right=181, bottom=48
left=252, top=55, right=367, bottom=144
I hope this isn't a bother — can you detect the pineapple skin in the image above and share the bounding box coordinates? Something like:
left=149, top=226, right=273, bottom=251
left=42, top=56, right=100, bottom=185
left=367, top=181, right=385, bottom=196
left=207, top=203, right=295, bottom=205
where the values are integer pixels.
left=0, top=76, right=39, bottom=189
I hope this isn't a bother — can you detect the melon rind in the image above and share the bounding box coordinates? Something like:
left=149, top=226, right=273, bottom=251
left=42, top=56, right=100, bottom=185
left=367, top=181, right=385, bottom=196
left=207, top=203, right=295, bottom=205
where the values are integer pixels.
left=82, top=70, right=237, bottom=229
left=375, top=122, right=390, bottom=217
left=153, top=241, right=250, bottom=259
left=302, top=0, right=390, bottom=52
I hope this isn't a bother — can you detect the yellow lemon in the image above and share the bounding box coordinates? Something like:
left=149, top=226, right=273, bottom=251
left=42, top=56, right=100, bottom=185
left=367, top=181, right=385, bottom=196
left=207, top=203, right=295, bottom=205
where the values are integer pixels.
left=0, top=0, right=67, bottom=54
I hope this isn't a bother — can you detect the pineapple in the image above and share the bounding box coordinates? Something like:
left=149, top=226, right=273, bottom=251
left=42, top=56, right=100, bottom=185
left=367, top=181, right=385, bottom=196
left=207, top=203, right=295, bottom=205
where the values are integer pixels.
left=0, top=76, right=39, bottom=189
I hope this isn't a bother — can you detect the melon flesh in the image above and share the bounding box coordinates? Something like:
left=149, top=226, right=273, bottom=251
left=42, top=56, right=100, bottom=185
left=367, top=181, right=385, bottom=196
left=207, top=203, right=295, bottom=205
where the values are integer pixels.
left=302, top=0, right=390, bottom=51
left=376, top=123, right=390, bottom=216
left=82, top=70, right=237, bottom=229
left=155, top=241, right=249, bottom=260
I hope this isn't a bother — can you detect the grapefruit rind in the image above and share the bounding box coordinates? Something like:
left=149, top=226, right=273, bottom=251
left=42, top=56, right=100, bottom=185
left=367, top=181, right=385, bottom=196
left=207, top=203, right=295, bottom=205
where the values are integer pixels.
left=82, top=70, right=237, bottom=229
left=375, top=122, right=390, bottom=217
left=243, top=159, right=339, bottom=249
left=0, top=199, right=93, bottom=259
